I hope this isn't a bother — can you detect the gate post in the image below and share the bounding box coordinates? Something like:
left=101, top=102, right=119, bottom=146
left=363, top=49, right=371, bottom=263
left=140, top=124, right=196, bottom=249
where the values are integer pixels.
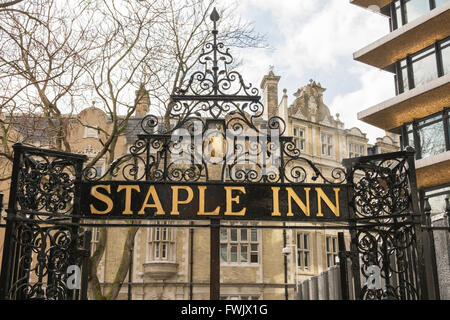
left=0, top=143, right=24, bottom=299
left=342, top=159, right=362, bottom=300
left=405, top=149, right=429, bottom=300
left=210, top=218, right=220, bottom=300
left=338, top=232, right=349, bottom=300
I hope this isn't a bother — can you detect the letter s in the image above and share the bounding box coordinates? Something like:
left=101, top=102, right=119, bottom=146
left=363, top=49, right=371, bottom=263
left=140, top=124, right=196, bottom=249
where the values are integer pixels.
left=90, top=185, right=113, bottom=215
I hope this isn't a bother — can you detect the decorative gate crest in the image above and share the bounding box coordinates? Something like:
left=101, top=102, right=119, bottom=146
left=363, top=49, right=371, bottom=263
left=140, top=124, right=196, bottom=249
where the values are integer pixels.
left=82, top=8, right=346, bottom=186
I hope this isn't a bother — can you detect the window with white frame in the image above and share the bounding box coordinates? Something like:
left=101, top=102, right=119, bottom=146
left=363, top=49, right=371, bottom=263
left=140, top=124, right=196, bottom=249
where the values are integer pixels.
left=326, top=235, right=338, bottom=268
left=147, top=222, right=175, bottom=262
left=91, top=227, right=100, bottom=254
left=84, top=126, right=99, bottom=139
left=296, top=232, right=311, bottom=270
left=293, top=126, right=306, bottom=151
left=349, top=143, right=365, bottom=158
left=220, top=226, right=259, bottom=265
left=321, top=133, right=333, bottom=157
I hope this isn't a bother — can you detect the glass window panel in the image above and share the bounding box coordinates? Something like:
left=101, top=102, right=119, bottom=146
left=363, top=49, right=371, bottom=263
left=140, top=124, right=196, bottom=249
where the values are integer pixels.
left=441, top=39, right=450, bottom=76
left=298, top=252, right=303, bottom=267
left=161, top=243, right=167, bottom=259
left=230, top=229, right=237, bottom=242
left=220, top=229, right=228, bottom=241
left=404, top=0, right=431, bottom=23
left=250, top=253, right=258, bottom=263
left=220, top=244, right=228, bottom=262
left=155, top=243, right=160, bottom=259
left=406, top=123, right=413, bottom=131
left=304, top=252, right=309, bottom=268
left=240, top=245, right=248, bottom=262
left=425, top=186, right=450, bottom=215
left=303, top=234, right=308, bottom=249
left=400, top=59, right=409, bottom=91
left=251, top=229, right=257, bottom=242
left=230, top=245, right=238, bottom=262
left=411, top=47, right=438, bottom=87
left=419, top=121, right=446, bottom=158
left=240, top=229, right=247, bottom=241
left=395, top=1, right=404, bottom=27
left=408, top=132, right=414, bottom=146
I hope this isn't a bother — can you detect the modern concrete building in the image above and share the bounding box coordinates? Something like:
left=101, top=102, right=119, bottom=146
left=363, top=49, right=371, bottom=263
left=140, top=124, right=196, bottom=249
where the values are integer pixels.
left=351, top=0, right=450, bottom=299
left=352, top=0, right=449, bottom=212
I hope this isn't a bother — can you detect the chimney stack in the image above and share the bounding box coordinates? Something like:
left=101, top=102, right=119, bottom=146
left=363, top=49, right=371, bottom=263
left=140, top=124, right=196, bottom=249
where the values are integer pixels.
left=260, top=70, right=281, bottom=120
left=135, top=83, right=150, bottom=117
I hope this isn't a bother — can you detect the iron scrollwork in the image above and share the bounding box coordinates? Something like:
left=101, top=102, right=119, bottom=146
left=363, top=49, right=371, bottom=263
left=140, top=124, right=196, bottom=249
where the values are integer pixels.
left=346, top=153, right=420, bottom=300
left=83, top=8, right=347, bottom=186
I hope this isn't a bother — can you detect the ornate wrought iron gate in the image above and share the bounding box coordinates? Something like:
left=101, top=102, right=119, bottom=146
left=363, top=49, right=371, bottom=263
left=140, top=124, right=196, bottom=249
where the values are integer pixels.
left=0, top=144, right=91, bottom=300
left=0, top=8, right=432, bottom=300
left=342, top=149, right=428, bottom=300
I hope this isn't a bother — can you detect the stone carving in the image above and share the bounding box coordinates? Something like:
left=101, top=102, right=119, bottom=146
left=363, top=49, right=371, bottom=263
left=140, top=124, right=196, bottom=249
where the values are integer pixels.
left=289, top=80, right=336, bottom=126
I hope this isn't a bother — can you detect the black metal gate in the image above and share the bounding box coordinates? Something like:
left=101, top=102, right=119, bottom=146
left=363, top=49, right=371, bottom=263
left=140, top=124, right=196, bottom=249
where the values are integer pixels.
left=0, top=8, right=433, bottom=300
left=0, top=144, right=91, bottom=300
left=342, top=149, right=428, bottom=300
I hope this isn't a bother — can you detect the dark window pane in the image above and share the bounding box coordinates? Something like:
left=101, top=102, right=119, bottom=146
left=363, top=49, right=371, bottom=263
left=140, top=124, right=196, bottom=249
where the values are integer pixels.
left=419, top=121, right=446, bottom=158
left=412, top=47, right=438, bottom=87
left=230, top=229, right=237, bottom=242
left=230, top=245, right=237, bottom=262
left=400, top=59, right=409, bottom=91
left=404, top=0, right=431, bottom=23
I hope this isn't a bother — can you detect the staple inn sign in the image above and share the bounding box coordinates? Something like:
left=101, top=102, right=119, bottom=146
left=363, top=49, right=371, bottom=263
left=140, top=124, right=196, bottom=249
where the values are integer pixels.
left=79, top=182, right=349, bottom=221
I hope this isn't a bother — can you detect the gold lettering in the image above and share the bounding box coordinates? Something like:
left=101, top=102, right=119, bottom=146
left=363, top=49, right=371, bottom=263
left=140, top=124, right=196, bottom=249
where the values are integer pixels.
left=271, top=187, right=281, bottom=216
left=138, top=185, right=165, bottom=215
left=170, top=186, right=194, bottom=215
left=224, top=186, right=246, bottom=216
left=286, top=187, right=310, bottom=217
left=117, top=185, right=141, bottom=215
left=197, top=186, right=220, bottom=215
left=90, top=185, right=113, bottom=215
left=316, top=187, right=340, bottom=217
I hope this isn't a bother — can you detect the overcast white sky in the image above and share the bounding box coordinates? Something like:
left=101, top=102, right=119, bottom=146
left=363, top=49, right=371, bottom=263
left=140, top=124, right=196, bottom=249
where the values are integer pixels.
left=228, top=0, right=395, bottom=143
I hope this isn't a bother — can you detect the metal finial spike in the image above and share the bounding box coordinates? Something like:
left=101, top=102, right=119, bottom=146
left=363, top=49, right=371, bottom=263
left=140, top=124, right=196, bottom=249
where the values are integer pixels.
left=210, top=7, right=220, bottom=23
